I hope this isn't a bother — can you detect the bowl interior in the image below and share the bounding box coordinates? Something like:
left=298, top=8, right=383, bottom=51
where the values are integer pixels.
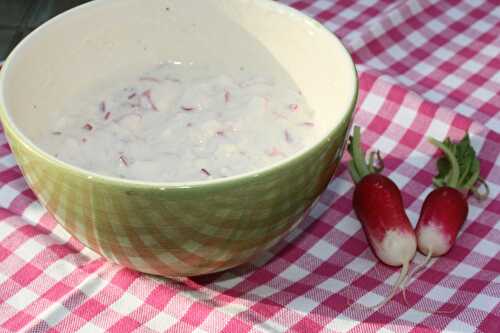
left=0, top=0, right=356, bottom=177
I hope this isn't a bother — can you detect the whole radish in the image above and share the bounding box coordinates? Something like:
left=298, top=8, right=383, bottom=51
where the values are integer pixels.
left=399, top=134, right=489, bottom=303
left=348, top=126, right=417, bottom=308
left=415, top=134, right=488, bottom=261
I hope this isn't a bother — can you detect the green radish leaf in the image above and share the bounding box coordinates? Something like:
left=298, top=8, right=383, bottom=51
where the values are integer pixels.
left=434, top=156, right=450, bottom=185
left=443, top=138, right=454, bottom=150
left=430, top=132, right=484, bottom=192
left=458, top=152, right=475, bottom=187
left=456, top=135, right=474, bottom=175
left=433, top=137, right=455, bottom=186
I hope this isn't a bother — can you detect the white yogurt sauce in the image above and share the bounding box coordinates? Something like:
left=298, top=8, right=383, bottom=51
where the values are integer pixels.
left=39, top=62, right=317, bottom=182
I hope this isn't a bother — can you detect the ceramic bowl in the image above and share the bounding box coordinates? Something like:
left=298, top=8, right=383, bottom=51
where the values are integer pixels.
left=0, top=0, right=357, bottom=276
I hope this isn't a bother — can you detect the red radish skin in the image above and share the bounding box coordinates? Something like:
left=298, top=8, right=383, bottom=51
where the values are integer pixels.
left=353, top=174, right=417, bottom=267
left=267, top=147, right=285, bottom=157
left=348, top=126, right=417, bottom=309
left=99, top=101, right=106, bottom=113
left=142, top=90, right=158, bottom=111
left=119, top=154, right=129, bottom=167
left=415, top=187, right=468, bottom=257
left=139, top=76, right=161, bottom=83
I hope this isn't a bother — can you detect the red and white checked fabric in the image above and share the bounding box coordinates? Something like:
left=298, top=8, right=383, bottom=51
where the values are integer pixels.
left=0, top=0, right=499, bottom=332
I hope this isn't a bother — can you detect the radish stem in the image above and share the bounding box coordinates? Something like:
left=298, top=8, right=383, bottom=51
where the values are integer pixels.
left=349, top=160, right=361, bottom=183
left=350, top=127, right=370, bottom=179
left=348, top=127, right=383, bottom=182
left=458, top=157, right=471, bottom=186
left=461, top=159, right=480, bottom=191
left=368, top=151, right=375, bottom=173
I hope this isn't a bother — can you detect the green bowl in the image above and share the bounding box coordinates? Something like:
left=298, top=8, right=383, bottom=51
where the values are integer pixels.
left=0, top=0, right=358, bottom=277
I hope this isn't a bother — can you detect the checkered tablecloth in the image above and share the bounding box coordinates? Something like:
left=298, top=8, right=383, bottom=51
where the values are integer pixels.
left=0, top=0, right=499, bottom=332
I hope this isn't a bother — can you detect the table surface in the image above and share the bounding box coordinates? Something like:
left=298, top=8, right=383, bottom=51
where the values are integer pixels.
left=0, top=0, right=499, bottom=332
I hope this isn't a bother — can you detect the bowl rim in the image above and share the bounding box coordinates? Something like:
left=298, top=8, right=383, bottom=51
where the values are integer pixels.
left=0, top=0, right=358, bottom=190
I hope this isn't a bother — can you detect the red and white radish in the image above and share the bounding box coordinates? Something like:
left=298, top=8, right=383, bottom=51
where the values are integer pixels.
left=348, top=126, right=417, bottom=308
left=413, top=134, right=488, bottom=267
left=401, top=134, right=488, bottom=301
left=416, top=187, right=468, bottom=259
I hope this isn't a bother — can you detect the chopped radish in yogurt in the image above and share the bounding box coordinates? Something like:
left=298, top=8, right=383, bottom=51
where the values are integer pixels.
left=40, top=62, right=316, bottom=182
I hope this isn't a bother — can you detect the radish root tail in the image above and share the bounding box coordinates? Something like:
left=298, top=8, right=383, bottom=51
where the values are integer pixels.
left=371, top=261, right=409, bottom=310
left=402, top=251, right=433, bottom=306
left=400, top=251, right=459, bottom=314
